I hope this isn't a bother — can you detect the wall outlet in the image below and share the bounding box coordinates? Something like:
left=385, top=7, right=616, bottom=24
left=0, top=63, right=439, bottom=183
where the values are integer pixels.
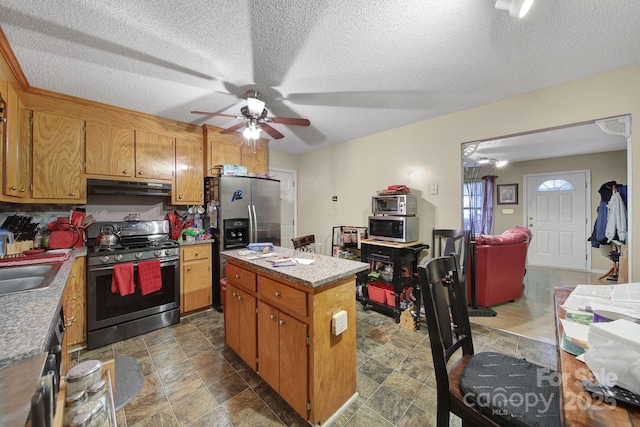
left=502, top=208, right=514, bottom=214
left=430, top=183, right=439, bottom=195
left=332, top=310, right=348, bottom=335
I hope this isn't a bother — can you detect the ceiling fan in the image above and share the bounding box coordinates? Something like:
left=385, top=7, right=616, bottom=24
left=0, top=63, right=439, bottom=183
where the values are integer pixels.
left=191, top=90, right=310, bottom=140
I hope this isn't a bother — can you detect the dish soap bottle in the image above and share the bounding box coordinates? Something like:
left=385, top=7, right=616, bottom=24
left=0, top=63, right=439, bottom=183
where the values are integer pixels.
left=33, top=225, right=42, bottom=249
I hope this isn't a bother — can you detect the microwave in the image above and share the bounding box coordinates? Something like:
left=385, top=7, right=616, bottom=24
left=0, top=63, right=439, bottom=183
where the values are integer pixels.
left=368, top=215, right=419, bottom=243
left=371, top=194, right=417, bottom=216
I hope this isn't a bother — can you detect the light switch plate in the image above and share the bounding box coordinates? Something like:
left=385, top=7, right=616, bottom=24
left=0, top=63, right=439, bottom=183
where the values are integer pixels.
left=430, top=183, right=439, bottom=195
left=332, top=310, right=348, bottom=335
left=502, top=208, right=514, bottom=214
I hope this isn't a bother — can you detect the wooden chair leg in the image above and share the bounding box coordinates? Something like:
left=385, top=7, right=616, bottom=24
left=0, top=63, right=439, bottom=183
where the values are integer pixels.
left=598, top=264, right=615, bottom=280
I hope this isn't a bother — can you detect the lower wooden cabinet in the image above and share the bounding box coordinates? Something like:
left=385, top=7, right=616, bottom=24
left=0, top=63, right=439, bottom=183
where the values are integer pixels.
left=258, top=300, right=308, bottom=417
left=225, top=281, right=258, bottom=370
left=61, top=256, right=86, bottom=372
left=180, top=244, right=212, bottom=314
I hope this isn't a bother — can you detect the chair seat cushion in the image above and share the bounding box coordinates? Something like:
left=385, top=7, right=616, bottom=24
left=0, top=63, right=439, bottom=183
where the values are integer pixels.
left=459, top=352, right=560, bottom=427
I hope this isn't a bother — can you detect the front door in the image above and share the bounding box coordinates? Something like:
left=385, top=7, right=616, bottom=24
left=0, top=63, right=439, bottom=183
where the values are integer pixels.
left=525, top=170, right=590, bottom=270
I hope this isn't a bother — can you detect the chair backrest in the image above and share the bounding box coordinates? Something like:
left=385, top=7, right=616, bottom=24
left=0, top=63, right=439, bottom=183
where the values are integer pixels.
left=292, top=234, right=315, bottom=251
left=417, top=255, right=474, bottom=409
left=432, top=229, right=469, bottom=285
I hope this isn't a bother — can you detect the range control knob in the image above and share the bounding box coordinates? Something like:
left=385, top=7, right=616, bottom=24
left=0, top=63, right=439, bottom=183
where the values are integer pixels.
left=114, top=255, right=123, bottom=261
left=135, top=252, right=143, bottom=259
left=165, top=249, right=174, bottom=256
left=154, top=250, right=163, bottom=257
left=100, top=256, right=109, bottom=263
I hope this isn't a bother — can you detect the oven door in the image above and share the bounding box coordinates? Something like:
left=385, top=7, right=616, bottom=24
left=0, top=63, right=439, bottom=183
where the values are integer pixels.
left=87, top=258, right=180, bottom=332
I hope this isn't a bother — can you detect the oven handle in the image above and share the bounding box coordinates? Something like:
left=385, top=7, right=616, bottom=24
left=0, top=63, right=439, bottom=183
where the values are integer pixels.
left=88, top=258, right=179, bottom=272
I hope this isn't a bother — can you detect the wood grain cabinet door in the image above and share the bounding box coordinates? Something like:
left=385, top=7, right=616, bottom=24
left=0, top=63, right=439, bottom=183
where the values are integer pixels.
left=278, top=311, right=308, bottom=417
left=32, top=111, right=86, bottom=200
left=174, top=137, right=204, bottom=204
left=241, top=138, right=268, bottom=174
left=134, top=130, right=174, bottom=180
left=258, top=300, right=280, bottom=390
left=3, top=83, right=31, bottom=199
left=63, top=257, right=86, bottom=348
left=85, top=121, right=134, bottom=178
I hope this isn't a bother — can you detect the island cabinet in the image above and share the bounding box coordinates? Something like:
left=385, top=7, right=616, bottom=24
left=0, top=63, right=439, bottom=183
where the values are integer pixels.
left=225, top=262, right=258, bottom=370
left=174, top=137, right=204, bottom=204
left=3, top=82, right=31, bottom=200
left=180, top=244, right=212, bottom=314
left=85, top=121, right=135, bottom=178
left=61, top=256, right=86, bottom=372
left=32, top=111, right=86, bottom=202
left=203, top=124, right=268, bottom=176
left=224, top=254, right=362, bottom=425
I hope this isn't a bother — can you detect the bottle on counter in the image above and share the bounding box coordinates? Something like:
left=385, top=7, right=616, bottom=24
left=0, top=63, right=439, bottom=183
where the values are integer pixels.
left=33, top=225, right=42, bottom=249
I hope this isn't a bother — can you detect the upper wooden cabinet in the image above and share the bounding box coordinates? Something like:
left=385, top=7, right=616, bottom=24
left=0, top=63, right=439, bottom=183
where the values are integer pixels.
left=32, top=111, right=86, bottom=202
left=203, top=125, right=268, bottom=176
left=85, top=121, right=134, bottom=178
left=173, top=137, right=204, bottom=205
left=134, top=130, right=174, bottom=181
left=2, top=82, right=31, bottom=200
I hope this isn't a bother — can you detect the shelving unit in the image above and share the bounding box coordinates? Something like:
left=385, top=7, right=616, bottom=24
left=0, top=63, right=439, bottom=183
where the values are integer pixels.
left=331, top=226, right=367, bottom=260
left=357, top=239, right=428, bottom=328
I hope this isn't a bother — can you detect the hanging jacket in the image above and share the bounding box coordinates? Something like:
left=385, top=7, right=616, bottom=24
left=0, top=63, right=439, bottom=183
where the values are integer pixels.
left=606, top=189, right=627, bottom=243
left=588, top=181, right=618, bottom=247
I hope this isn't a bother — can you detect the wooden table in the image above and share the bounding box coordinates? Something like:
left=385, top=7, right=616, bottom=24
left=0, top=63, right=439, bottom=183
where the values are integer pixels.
left=554, top=287, right=640, bottom=426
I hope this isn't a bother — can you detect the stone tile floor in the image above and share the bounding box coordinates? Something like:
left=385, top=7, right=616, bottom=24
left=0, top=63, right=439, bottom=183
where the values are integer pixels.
left=72, top=305, right=556, bottom=426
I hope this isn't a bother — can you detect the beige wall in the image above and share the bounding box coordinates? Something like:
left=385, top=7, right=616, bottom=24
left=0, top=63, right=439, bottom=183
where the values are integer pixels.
left=280, top=65, right=640, bottom=278
left=485, top=150, right=627, bottom=272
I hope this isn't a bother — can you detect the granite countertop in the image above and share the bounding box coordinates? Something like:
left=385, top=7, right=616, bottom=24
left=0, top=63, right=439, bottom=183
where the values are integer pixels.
left=221, top=246, right=368, bottom=288
left=0, top=247, right=87, bottom=369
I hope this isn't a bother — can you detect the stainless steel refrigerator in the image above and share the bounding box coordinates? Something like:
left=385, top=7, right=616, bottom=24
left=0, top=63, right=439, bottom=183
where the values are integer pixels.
left=205, top=175, right=281, bottom=310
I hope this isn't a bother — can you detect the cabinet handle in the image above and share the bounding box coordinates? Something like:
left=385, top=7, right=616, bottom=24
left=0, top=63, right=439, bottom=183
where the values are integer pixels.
left=235, top=274, right=241, bottom=279
left=187, top=267, right=191, bottom=271
left=279, top=320, right=285, bottom=325
left=232, top=292, right=237, bottom=297
left=178, top=194, right=183, bottom=199
left=66, top=317, right=76, bottom=327
left=270, top=314, right=276, bottom=320
left=123, top=170, right=128, bottom=174
left=238, top=295, right=243, bottom=300
left=71, top=296, right=77, bottom=300
left=69, top=191, right=76, bottom=196
left=274, top=291, right=281, bottom=297
left=195, top=252, right=199, bottom=256
left=138, top=170, right=143, bottom=175
left=9, top=186, right=16, bottom=190
left=20, top=188, right=25, bottom=193
left=72, top=274, right=77, bottom=278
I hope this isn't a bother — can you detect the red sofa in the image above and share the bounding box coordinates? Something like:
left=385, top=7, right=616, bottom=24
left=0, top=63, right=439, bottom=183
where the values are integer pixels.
left=469, top=227, right=532, bottom=307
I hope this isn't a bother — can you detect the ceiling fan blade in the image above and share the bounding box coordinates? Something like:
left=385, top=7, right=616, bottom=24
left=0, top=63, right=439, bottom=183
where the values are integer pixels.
left=191, top=111, right=239, bottom=118
left=260, top=124, right=285, bottom=139
left=267, top=117, right=311, bottom=126
left=220, top=122, right=246, bottom=134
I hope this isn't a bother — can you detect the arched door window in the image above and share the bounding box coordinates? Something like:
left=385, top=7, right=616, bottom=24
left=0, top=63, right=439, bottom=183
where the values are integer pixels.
left=537, top=179, right=574, bottom=192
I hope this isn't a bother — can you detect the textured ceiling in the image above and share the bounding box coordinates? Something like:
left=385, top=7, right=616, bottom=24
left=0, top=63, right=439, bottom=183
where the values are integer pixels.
left=0, top=1, right=638, bottom=155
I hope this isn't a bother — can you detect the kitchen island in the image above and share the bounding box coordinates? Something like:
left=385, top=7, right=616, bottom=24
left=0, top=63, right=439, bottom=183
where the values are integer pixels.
left=221, top=247, right=368, bottom=426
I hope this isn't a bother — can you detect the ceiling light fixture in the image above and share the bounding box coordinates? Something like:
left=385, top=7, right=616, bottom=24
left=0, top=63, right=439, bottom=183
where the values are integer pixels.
left=243, top=124, right=261, bottom=140
left=495, top=0, right=534, bottom=18
left=495, top=159, right=508, bottom=168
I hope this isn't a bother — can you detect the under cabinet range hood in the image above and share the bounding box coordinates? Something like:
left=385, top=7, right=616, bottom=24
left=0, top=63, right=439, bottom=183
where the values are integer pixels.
left=87, top=179, right=172, bottom=196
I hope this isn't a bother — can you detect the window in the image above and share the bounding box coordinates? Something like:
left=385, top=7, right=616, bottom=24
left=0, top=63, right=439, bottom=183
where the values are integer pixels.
left=463, top=180, right=483, bottom=233
left=538, top=179, right=574, bottom=191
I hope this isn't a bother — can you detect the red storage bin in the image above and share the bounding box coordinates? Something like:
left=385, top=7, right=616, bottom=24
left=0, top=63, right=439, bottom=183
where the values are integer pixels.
left=386, top=287, right=412, bottom=306
left=367, top=281, right=393, bottom=305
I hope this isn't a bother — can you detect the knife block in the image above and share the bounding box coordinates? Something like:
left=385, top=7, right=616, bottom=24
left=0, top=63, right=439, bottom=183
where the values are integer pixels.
left=6, top=241, right=34, bottom=255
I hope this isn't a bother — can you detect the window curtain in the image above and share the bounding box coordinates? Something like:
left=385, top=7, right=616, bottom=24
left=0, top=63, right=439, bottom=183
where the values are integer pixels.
left=480, top=175, right=496, bottom=234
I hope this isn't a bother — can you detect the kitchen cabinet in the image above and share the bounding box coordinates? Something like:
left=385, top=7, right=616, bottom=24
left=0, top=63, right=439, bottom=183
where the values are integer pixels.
left=224, top=256, right=359, bottom=424
left=257, top=281, right=308, bottom=417
left=174, top=137, right=204, bottom=204
left=134, top=130, right=174, bottom=181
left=32, top=111, right=86, bottom=202
left=180, top=244, right=212, bottom=314
left=85, top=121, right=135, bottom=178
left=357, top=239, right=427, bottom=328
left=2, top=81, right=31, bottom=199
left=225, top=262, right=258, bottom=370
left=203, top=125, right=268, bottom=176
left=62, top=256, right=86, bottom=371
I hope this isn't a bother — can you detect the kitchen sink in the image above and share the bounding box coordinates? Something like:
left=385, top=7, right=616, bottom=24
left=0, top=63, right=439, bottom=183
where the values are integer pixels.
left=0, top=262, right=62, bottom=296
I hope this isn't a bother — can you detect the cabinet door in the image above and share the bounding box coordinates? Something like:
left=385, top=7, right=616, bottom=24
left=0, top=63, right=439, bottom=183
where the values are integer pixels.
left=182, top=258, right=212, bottom=312
left=279, top=311, right=308, bottom=417
left=174, top=137, right=204, bottom=204
left=134, top=130, right=174, bottom=180
left=3, top=84, right=31, bottom=198
left=225, top=282, right=257, bottom=370
left=241, top=138, right=268, bottom=174
left=85, top=121, right=134, bottom=178
left=258, top=300, right=280, bottom=390
left=32, top=111, right=86, bottom=200
left=63, top=257, right=86, bottom=348
left=204, top=126, right=242, bottom=176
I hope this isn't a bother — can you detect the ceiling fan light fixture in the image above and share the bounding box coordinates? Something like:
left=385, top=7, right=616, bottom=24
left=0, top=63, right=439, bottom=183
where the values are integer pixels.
left=495, top=159, right=508, bottom=167
left=247, top=97, right=266, bottom=116
left=495, top=0, right=534, bottom=18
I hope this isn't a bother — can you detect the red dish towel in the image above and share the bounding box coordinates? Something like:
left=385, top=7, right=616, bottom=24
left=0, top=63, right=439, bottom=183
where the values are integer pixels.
left=111, top=263, right=135, bottom=296
left=138, top=259, right=162, bottom=296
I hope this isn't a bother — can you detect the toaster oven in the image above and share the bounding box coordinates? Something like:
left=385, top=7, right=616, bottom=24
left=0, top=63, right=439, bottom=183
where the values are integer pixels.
left=371, top=194, right=417, bottom=216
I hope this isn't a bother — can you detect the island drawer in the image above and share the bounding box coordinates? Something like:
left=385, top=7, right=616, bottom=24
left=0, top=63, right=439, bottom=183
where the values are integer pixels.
left=227, top=262, right=257, bottom=292
left=258, top=276, right=308, bottom=317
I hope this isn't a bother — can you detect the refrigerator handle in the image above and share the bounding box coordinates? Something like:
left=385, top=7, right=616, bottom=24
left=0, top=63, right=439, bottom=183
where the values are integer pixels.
left=248, top=205, right=255, bottom=243
left=252, top=204, right=258, bottom=242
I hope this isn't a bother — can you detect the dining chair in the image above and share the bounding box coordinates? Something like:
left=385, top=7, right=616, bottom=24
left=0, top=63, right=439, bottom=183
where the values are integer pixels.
left=291, top=234, right=316, bottom=252
left=417, top=255, right=560, bottom=427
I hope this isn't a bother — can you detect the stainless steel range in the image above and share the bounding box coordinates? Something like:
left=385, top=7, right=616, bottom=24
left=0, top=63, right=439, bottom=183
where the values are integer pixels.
left=85, top=220, right=180, bottom=350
